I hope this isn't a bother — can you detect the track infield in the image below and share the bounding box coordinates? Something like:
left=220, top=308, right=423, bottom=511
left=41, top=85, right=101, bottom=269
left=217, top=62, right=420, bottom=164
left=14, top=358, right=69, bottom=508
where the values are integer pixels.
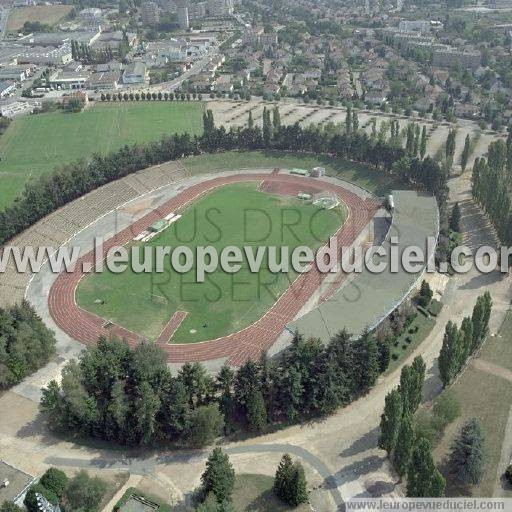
left=75, top=181, right=345, bottom=342
left=48, top=172, right=379, bottom=365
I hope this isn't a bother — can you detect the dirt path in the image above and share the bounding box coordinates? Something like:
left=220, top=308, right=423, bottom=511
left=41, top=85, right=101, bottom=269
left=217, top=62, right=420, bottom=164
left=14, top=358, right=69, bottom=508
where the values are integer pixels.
left=471, top=358, right=512, bottom=383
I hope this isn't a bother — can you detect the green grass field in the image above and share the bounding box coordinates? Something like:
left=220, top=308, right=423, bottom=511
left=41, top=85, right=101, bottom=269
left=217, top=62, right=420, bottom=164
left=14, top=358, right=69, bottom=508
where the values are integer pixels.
left=231, top=474, right=309, bottom=511
left=181, top=151, right=397, bottom=195
left=433, top=312, right=512, bottom=497
left=0, top=102, right=204, bottom=209
left=76, top=182, right=345, bottom=342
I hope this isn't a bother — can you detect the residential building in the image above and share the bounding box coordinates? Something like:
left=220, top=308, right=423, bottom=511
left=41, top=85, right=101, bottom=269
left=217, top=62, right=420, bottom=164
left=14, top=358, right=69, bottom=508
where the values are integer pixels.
left=207, top=0, right=234, bottom=17
left=398, top=20, right=431, bottom=34
left=16, top=44, right=73, bottom=65
left=0, top=81, right=16, bottom=98
left=122, top=61, right=147, bottom=84
left=432, top=47, right=482, bottom=70
left=188, top=1, right=207, bottom=20
left=79, top=8, right=103, bottom=24
left=86, top=70, right=120, bottom=90
left=141, top=2, right=160, bottom=25
left=214, top=74, right=233, bottom=93
left=177, top=4, right=190, bottom=29
left=49, top=63, right=90, bottom=90
left=259, top=32, right=278, bottom=48
left=0, top=100, right=33, bottom=118
left=0, top=65, right=33, bottom=82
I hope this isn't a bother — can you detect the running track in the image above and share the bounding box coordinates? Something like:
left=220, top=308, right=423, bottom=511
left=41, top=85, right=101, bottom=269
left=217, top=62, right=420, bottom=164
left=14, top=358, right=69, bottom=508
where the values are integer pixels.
left=48, top=173, right=380, bottom=366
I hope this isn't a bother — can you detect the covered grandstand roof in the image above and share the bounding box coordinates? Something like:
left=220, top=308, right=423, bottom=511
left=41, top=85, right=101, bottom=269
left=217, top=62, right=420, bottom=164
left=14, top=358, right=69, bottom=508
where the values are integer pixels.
left=288, top=189, right=439, bottom=342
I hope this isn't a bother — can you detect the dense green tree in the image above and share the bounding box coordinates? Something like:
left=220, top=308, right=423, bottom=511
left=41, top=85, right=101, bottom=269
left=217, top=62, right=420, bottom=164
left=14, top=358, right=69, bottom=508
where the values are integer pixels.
left=379, top=389, right=403, bottom=455
left=407, top=438, right=445, bottom=497
left=24, top=484, right=58, bottom=512
left=272, top=106, right=281, bottom=132
left=461, top=134, right=471, bottom=171
left=201, top=448, right=235, bottom=504
left=0, top=302, right=56, bottom=389
left=450, top=202, right=461, bottom=232
left=262, top=107, right=272, bottom=147
left=274, top=454, right=294, bottom=502
left=216, top=365, right=235, bottom=433
left=352, top=329, right=380, bottom=394
left=65, top=470, right=107, bottom=512
left=246, top=388, right=267, bottom=431
left=288, top=462, right=308, bottom=506
left=0, top=502, right=23, bottom=512
left=274, top=454, right=308, bottom=506
left=439, top=321, right=462, bottom=387
left=406, top=124, right=415, bottom=156
left=393, top=412, right=414, bottom=478
left=449, top=418, right=485, bottom=485
left=39, top=467, right=68, bottom=498
left=446, top=129, right=456, bottom=160
left=471, top=292, right=492, bottom=353
left=418, top=280, right=433, bottom=308
left=345, top=106, right=352, bottom=134
left=186, top=404, right=224, bottom=448
left=410, top=356, right=426, bottom=413
left=420, top=125, right=427, bottom=159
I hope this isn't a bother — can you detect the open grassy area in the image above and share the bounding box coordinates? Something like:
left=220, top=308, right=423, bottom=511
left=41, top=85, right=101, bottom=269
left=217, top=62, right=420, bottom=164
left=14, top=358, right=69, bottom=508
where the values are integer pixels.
left=76, top=182, right=344, bottom=342
left=181, top=150, right=397, bottom=196
left=433, top=311, right=512, bottom=497
left=386, top=312, right=436, bottom=374
left=231, top=474, right=309, bottom=511
left=0, top=102, right=204, bottom=209
left=6, top=5, right=73, bottom=32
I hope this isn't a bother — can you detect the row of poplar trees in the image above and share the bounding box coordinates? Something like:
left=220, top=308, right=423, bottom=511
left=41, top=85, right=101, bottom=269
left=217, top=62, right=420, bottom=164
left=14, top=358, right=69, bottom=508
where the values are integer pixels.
left=472, top=128, right=512, bottom=245
left=379, top=356, right=446, bottom=497
left=439, top=292, right=492, bottom=388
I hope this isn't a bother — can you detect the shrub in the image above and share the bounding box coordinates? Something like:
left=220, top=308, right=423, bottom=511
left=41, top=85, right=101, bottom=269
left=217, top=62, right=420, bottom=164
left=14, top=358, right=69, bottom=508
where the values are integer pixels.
left=186, top=404, right=224, bottom=448
left=66, top=470, right=107, bottom=512
left=40, top=467, right=68, bottom=498
left=24, top=484, right=58, bottom=512
left=505, top=464, right=512, bottom=485
left=433, top=391, right=460, bottom=427
left=1, top=502, right=23, bottom=512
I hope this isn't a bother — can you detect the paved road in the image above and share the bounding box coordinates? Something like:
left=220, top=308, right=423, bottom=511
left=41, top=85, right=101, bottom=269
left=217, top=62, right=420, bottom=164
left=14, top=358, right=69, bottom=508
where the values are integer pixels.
left=45, top=442, right=343, bottom=509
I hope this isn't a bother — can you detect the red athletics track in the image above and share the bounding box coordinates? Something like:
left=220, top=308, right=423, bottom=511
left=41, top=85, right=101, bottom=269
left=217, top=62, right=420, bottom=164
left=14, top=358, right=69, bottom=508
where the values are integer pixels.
left=48, top=173, right=380, bottom=366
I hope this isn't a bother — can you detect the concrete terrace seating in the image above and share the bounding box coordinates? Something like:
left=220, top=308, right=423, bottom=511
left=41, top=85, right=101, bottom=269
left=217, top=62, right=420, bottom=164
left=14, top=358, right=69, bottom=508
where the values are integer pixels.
left=0, top=161, right=199, bottom=308
left=86, top=181, right=140, bottom=214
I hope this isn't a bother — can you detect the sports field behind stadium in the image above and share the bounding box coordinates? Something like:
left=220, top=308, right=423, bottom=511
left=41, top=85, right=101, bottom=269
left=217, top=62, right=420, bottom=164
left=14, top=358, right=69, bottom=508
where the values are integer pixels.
left=76, top=182, right=345, bottom=343
left=0, top=102, right=204, bottom=209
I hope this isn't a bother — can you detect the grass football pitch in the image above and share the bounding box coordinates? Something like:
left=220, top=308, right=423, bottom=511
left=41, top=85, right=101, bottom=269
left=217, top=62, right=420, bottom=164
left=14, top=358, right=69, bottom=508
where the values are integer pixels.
left=76, top=182, right=345, bottom=343
left=0, top=101, right=204, bottom=209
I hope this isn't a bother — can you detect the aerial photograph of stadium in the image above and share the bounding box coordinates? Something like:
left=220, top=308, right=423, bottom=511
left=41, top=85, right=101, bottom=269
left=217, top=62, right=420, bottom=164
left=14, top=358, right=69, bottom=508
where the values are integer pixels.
left=0, top=0, right=512, bottom=511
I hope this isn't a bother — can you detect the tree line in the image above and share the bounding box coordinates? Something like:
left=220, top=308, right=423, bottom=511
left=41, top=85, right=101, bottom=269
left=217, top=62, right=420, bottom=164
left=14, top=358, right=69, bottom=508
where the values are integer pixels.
left=0, top=301, right=56, bottom=390
left=439, top=292, right=492, bottom=388
left=40, top=328, right=388, bottom=447
left=472, top=131, right=512, bottom=246
left=100, top=91, right=203, bottom=102
left=379, top=356, right=446, bottom=496
left=0, top=108, right=447, bottom=247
